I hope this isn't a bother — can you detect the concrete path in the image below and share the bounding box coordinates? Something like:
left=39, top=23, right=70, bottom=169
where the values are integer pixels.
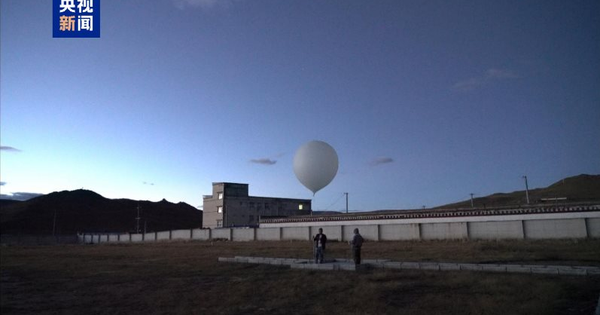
left=218, top=256, right=600, bottom=276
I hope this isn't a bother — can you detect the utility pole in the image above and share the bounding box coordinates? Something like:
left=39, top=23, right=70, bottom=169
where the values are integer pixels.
left=470, top=193, right=475, bottom=208
left=136, top=204, right=141, bottom=233
left=344, top=192, right=349, bottom=213
left=522, top=176, right=530, bottom=204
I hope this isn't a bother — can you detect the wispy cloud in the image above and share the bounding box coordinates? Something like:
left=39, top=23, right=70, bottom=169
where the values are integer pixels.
left=370, top=157, right=394, bottom=166
left=452, top=78, right=485, bottom=92
left=0, top=181, right=6, bottom=186
left=250, top=158, right=277, bottom=165
left=453, top=68, right=519, bottom=91
left=0, top=146, right=21, bottom=152
left=143, top=181, right=155, bottom=186
left=0, top=192, right=43, bottom=201
left=486, top=68, right=518, bottom=79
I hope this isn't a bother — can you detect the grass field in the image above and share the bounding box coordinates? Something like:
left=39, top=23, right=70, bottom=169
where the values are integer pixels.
left=2, top=239, right=600, bottom=314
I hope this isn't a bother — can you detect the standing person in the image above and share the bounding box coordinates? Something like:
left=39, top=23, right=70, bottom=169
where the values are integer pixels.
left=350, top=228, right=364, bottom=265
left=313, top=228, right=327, bottom=264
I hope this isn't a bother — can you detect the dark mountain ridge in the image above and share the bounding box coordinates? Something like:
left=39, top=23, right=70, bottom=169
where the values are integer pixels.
left=0, top=189, right=202, bottom=235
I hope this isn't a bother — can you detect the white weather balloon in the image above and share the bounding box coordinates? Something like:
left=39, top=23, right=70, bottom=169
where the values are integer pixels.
left=293, top=140, right=339, bottom=195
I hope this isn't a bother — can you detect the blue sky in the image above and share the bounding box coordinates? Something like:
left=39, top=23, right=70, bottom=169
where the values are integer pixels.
left=1, top=0, right=599, bottom=211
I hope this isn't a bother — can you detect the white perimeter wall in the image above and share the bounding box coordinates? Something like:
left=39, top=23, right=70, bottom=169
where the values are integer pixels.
left=311, top=226, right=342, bottom=241
left=172, top=229, right=191, bottom=240
left=468, top=221, right=524, bottom=239
left=588, top=218, right=600, bottom=238
left=232, top=228, right=255, bottom=241
left=157, top=231, right=170, bottom=241
left=343, top=225, right=379, bottom=241
left=524, top=219, right=587, bottom=239
left=80, top=212, right=600, bottom=244
left=144, top=232, right=156, bottom=241
left=211, top=229, right=231, bottom=240
left=282, top=227, right=309, bottom=240
left=380, top=224, right=420, bottom=241
left=421, top=222, right=468, bottom=240
left=192, top=229, right=210, bottom=240
left=256, top=228, right=280, bottom=241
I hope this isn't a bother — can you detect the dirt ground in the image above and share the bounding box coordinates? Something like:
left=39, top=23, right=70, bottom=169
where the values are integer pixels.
left=2, top=239, right=600, bottom=315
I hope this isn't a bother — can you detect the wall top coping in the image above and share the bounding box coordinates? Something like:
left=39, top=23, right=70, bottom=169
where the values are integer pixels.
left=260, top=203, right=600, bottom=224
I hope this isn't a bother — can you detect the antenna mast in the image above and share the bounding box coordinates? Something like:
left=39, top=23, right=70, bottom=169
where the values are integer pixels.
left=345, top=192, right=349, bottom=213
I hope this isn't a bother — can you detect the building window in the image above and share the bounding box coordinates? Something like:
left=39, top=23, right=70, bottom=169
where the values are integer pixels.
left=217, top=192, right=223, bottom=200
left=216, top=220, right=223, bottom=228
left=299, top=204, right=303, bottom=210
left=217, top=206, right=223, bottom=213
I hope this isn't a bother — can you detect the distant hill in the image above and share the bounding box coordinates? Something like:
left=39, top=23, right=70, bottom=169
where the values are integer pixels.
left=436, top=174, right=600, bottom=209
left=0, top=189, right=203, bottom=235
left=0, top=199, right=22, bottom=207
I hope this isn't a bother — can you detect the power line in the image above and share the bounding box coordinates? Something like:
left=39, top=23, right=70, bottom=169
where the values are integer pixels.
left=323, top=193, right=346, bottom=211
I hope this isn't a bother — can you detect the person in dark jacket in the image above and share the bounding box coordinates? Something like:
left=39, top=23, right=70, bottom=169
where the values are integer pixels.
left=350, top=228, right=364, bottom=265
left=313, top=228, right=327, bottom=264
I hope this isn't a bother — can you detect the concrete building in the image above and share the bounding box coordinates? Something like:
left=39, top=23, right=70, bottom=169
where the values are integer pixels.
left=203, top=182, right=311, bottom=229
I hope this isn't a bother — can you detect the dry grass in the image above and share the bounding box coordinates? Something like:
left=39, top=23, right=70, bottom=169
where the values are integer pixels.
left=2, top=239, right=600, bottom=315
